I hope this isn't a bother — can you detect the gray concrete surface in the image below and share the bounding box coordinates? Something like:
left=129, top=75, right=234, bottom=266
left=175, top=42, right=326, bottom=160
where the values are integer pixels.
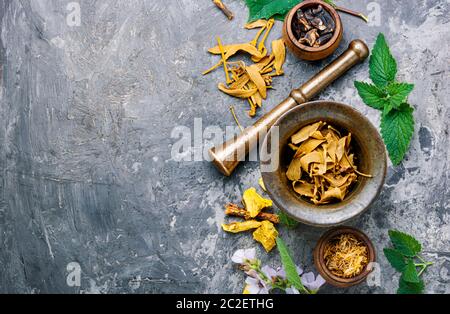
left=0, top=0, right=449, bottom=294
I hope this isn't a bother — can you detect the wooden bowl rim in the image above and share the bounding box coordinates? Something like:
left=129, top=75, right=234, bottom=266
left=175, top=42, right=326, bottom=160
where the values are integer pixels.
left=285, top=0, right=342, bottom=52
left=314, top=226, right=376, bottom=287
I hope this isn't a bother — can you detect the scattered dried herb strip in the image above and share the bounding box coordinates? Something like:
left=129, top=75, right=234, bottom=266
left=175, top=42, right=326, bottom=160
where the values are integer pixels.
left=204, top=19, right=286, bottom=117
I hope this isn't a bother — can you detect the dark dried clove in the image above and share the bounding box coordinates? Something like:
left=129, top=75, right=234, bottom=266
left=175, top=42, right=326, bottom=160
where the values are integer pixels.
left=312, top=5, right=323, bottom=15
left=321, top=12, right=335, bottom=31
left=320, top=27, right=334, bottom=36
left=304, top=8, right=314, bottom=20
left=298, top=17, right=312, bottom=32
left=310, top=17, right=327, bottom=31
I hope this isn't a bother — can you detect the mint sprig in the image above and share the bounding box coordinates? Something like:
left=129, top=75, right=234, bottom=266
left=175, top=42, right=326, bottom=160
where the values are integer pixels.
left=383, top=230, right=433, bottom=294
left=354, top=33, right=415, bottom=166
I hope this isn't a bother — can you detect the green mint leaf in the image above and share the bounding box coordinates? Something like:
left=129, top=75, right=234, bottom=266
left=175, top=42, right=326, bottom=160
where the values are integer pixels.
left=279, top=212, right=299, bottom=229
left=369, top=33, right=397, bottom=88
left=244, top=0, right=299, bottom=22
left=381, top=103, right=414, bottom=165
left=354, top=81, right=388, bottom=110
left=276, top=237, right=305, bottom=292
left=385, top=82, right=415, bottom=113
left=388, top=230, right=422, bottom=257
left=397, top=277, right=424, bottom=294
left=383, top=248, right=408, bottom=272
left=401, top=260, right=420, bottom=283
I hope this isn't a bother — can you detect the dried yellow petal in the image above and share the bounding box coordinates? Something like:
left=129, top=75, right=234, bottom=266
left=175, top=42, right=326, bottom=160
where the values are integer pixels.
left=256, top=55, right=275, bottom=71
left=243, top=187, right=272, bottom=218
left=218, top=83, right=257, bottom=98
left=222, top=220, right=262, bottom=233
left=208, top=43, right=264, bottom=60
left=318, top=187, right=345, bottom=204
left=257, top=18, right=274, bottom=53
left=245, top=19, right=268, bottom=29
left=229, top=73, right=250, bottom=89
left=271, top=39, right=286, bottom=75
left=252, top=221, right=278, bottom=252
left=322, top=173, right=355, bottom=187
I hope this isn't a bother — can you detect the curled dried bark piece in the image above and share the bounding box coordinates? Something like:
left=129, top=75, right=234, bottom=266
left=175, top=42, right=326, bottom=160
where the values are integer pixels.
left=252, top=221, right=278, bottom=252
left=212, top=0, right=234, bottom=20
left=318, top=187, right=345, bottom=204
left=243, top=187, right=273, bottom=218
left=300, top=151, right=324, bottom=172
left=222, top=220, right=262, bottom=233
left=295, top=138, right=327, bottom=157
left=286, top=158, right=302, bottom=181
left=292, top=181, right=315, bottom=198
left=291, top=121, right=324, bottom=144
left=286, top=121, right=372, bottom=204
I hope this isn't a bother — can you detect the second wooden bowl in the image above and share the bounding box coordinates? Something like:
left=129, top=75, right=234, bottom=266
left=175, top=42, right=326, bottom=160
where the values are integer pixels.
left=282, top=0, right=343, bottom=61
left=314, top=227, right=376, bottom=287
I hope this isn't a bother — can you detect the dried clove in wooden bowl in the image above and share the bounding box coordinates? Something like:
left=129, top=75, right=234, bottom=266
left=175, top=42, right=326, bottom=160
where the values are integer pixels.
left=282, top=0, right=343, bottom=61
left=293, top=4, right=335, bottom=48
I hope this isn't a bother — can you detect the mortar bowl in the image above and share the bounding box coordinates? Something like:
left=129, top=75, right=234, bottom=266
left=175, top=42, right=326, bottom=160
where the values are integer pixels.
left=261, top=101, right=387, bottom=227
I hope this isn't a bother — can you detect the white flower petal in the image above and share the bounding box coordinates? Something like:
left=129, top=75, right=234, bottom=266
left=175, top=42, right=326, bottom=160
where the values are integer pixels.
left=243, top=248, right=256, bottom=261
left=261, top=265, right=277, bottom=280
left=301, top=272, right=315, bottom=284
left=231, top=249, right=246, bottom=264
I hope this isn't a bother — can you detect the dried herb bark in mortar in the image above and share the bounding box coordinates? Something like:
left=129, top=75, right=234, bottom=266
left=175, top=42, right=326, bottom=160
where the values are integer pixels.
left=324, top=234, right=369, bottom=278
left=286, top=121, right=372, bottom=205
left=292, top=4, right=335, bottom=47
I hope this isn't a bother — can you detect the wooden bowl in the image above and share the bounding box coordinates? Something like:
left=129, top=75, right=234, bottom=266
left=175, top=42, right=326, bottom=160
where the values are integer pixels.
left=314, top=227, right=376, bottom=287
left=260, top=101, right=387, bottom=227
left=282, top=0, right=343, bottom=61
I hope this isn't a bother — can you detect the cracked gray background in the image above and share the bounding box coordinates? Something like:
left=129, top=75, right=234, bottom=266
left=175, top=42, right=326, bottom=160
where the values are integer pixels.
left=0, top=0, right=449, bottom=294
